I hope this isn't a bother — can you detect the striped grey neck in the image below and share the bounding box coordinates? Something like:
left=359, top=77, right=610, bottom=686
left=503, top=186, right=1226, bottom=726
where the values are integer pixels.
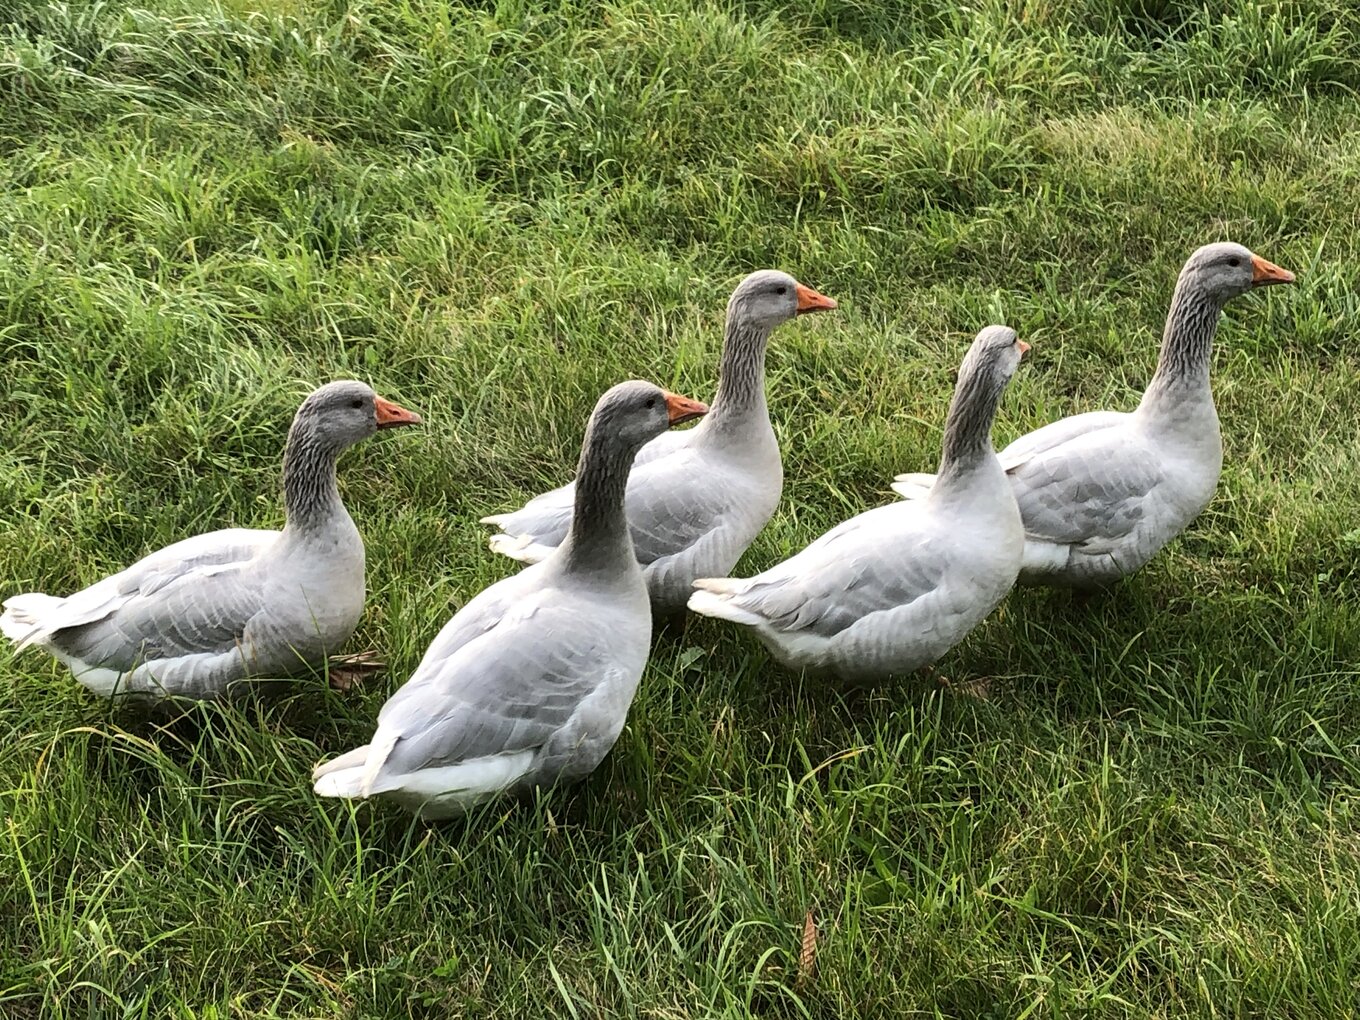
left=281, top=423, right=346, bottom=535
left=706, top=318, right=774, bottom=432
left=560, top=424, right=638, bottom=575
left=935, top=362, right=1004, bottom=489
left=1140, top=277, right=1224, bottom=412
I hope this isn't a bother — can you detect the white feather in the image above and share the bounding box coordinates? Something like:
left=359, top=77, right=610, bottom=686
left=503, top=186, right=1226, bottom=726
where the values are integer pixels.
left=686, top=585, right=765, bottom=627
left=487, top=532, right=552, bottom=564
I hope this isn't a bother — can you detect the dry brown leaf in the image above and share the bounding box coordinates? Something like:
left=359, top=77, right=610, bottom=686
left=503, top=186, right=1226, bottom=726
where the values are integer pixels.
left=327, top=649, right=386, bottom=692
left=796, top=909, right=818, bottom=989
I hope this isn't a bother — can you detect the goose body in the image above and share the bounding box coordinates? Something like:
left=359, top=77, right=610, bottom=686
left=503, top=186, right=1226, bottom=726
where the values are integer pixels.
left=689, top=326, right=1027, bottom=681
left=312, top=558, right=653, bottom=818
left=0, top=381, right=421, bottom=700
left=314, top=381, right=708, bottom=818
left=482, top=271, right=837, bottom=615
left=892, top=243, right=1294, bottom=588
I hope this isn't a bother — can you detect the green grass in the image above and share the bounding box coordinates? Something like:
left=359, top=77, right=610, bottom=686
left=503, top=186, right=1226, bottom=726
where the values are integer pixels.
left=2, top=0, right=1359, bottom=1015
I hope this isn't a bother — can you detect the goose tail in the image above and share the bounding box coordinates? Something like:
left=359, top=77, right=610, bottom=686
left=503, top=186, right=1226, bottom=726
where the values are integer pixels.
left=890, top=472, right=937, bottom=501
left=687, top=579, right=765, bottom=627
left=487, top=532, right=552, bottom=564
left=311, top=734, right=395, bottom=801
left=0, top=593, right=66, bottom=650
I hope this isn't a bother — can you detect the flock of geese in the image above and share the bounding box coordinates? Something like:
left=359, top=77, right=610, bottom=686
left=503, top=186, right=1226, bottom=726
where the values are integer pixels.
left=1, top=242, right=1294, bottom=819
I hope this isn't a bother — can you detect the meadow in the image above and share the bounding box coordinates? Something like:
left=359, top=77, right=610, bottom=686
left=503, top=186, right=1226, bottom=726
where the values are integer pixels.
left=2, top=0, right=1360, bottom=1016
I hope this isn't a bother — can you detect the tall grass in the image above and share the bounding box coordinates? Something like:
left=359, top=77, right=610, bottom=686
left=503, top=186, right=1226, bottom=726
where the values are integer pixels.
left=2, top=1, right=1358, bottom=1016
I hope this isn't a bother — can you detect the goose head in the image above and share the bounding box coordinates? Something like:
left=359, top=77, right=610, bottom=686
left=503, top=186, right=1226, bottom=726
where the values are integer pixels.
left=959, top=324, right=1029, bottom=390
left=590, top=379, right=708, bottom=453
left=295, top=380, right=423, bottom=452
left=727, top=270, right=837, bottom=331
left=1180, top=242, right=1295, bottom=305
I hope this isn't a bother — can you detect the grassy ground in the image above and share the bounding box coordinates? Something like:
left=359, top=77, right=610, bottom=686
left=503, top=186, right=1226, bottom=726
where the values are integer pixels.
left=1, top=0, right=1359, bottom=1015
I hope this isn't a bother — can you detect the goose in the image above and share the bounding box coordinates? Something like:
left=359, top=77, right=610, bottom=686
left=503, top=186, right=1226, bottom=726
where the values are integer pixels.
left=312, top=380, right=708, bottom=819
left=688, top=326, right=1027, bottom=681
left=891, top=242, right=1295, bottom=587
left=480, top=270, right=837, bottom=615
left=0, top=380, right=422, bottom=700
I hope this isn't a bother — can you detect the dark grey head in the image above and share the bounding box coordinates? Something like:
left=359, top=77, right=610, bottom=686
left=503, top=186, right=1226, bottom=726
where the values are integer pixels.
left=292, top=379, right=422, bottom=451
left=587, top=379, right=708, bottom=455
left=726, top=269, right=838, bottom=331
left=958, top=325, right=1028, bottom=390
left=1179, top=242, right=1295, bottom=305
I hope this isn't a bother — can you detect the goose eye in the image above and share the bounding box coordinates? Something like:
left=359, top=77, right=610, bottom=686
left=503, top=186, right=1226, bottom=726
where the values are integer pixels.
left=1227, top=257, right=1241, bottom=268
left=776, top=286, right=788, bottom=295
left=351, top=398, right=364, bottom=409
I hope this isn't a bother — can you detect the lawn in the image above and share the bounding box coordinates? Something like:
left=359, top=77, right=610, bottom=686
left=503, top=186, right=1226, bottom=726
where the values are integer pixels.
left=2, top=0, right=1359, bottom=1016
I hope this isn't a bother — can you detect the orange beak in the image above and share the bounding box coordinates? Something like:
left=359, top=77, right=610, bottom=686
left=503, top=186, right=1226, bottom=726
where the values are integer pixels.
left=794, top=282, right=838, bottom=315
left=1017, top=339, right=1031, bottom=356
left=1251, top=254, right=1295, bottom=287
left=374, top=395, right=423, bottom=428
left=663, top=391, right=708, bottom=426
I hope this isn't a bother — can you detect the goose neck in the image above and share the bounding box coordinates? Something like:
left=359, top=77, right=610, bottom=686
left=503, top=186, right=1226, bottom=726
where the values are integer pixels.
left=1140, top=279, right=1223, bottom=413
left=281, top=425, right=347, bottom=536
left=706, top=318, right=773, bottom=431
left=934, top=366, right=1003, bottom=491
left=559, top=428, right=637, bottom=574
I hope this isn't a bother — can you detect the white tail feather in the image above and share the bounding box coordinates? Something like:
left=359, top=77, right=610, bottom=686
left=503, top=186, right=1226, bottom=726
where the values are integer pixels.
left=890, top=472, right=937, bottom=501
left=487, top=532, right=552, bottom=564
left=0, top=592, right=66, bottom=650
left=687, top=583, right=765, bottom=627
left=313, top=766, right=368, bottom=799
left=311, top=738, right=391, bottom=801
left=311, top=743, right=370, bottom=782
left=358, top=729, right=400, bottom=798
